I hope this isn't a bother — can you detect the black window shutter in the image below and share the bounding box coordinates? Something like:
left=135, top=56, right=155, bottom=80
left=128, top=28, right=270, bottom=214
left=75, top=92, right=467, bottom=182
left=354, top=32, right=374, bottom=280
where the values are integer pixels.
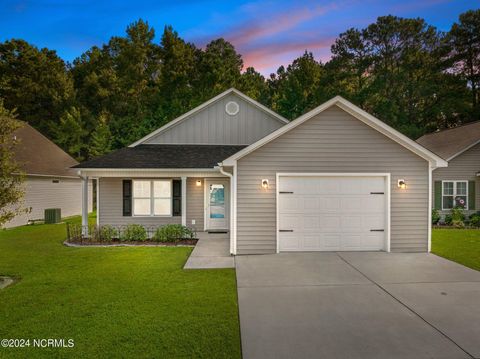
left=123, top=180, right=132, bottom=216
left=172, top=180, right=182, bottom=216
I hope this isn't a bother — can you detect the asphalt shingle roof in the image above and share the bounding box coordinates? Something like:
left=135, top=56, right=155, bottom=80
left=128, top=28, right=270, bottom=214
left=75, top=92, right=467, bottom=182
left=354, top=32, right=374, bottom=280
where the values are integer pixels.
left=416, top=121, right=480, bottom=160
left=73, top=144, right=247, bottom=169
left=13, top=123, right=79, bottom=177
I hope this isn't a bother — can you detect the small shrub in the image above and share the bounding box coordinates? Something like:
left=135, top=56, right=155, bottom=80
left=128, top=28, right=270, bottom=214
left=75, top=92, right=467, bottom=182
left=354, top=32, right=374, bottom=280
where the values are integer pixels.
left=469, top=213, right=480, bottom=227
left=120, top=224, right=147, bottom=242
left=452, top=219, right=465, bottom=228
left=431, top=209, right=440, bottom=225
left=152, top=224, right=194, bottom=243
left=99, top=225, right=117, bottom=242
left=451, top=206, right=465, bottom=222
left=444, top=214, right=453, bottom=225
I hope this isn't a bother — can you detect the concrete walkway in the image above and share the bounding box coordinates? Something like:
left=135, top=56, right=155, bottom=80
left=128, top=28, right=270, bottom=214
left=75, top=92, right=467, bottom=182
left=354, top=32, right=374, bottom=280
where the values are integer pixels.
left=183, top=232, right=234, bottom=269
left=236, top=252, right=480, bottom=359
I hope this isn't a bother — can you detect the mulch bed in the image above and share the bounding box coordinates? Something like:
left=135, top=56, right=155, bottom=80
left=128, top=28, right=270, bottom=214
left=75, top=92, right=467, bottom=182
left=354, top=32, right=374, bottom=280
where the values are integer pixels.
left=64, top=238, right=198, bottom=247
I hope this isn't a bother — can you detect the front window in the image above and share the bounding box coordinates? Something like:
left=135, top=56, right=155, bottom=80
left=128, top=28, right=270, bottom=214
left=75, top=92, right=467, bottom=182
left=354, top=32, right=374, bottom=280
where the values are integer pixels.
left=133, top=180, right=172, bottom=216
left=442, top=181, right=468, bottom=210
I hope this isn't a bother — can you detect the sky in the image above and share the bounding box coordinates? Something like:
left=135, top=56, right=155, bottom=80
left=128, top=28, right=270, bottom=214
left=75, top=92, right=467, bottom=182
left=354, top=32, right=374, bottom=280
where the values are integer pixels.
left=0, top=0, right=477, bottom=75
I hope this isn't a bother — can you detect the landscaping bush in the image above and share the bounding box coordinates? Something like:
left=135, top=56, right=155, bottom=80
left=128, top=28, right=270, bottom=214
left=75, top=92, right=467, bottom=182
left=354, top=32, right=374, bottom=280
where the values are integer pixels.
left=152, top=224, right=194, bottom=243
left=452, top=219, right=465, bottom=228
left=120, top=224, right=147, bottom=242
left=451, top=206, right=465, bottom=222
left=99, top=225, right=118, bottom=242
left=432, top=209, right=440, bottom=225
left=444, top=214, right=453, bottom=225
left=469, top=213, right=480, bottom=228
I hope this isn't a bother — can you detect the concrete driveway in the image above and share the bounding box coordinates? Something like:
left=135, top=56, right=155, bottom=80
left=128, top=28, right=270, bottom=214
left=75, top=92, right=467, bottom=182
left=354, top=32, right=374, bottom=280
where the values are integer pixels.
left=235, top=252, right=480, bottom=359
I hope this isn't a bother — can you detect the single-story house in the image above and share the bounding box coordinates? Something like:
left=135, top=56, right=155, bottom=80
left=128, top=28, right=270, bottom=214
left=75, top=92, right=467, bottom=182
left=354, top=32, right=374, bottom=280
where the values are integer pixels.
left=416, top=121, right=480, bottom=219
left=4, top=123, right=92, bottom=228
left=75, top=89, right=447, bottom=254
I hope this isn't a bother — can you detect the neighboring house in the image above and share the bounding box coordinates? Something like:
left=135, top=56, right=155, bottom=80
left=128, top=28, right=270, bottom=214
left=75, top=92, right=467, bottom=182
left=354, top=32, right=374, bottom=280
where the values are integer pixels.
left=4, top=123, right=92, bottom=228
left=416, top=121, right=480, bottom=220
left=75, top=89, right=447, bottom=254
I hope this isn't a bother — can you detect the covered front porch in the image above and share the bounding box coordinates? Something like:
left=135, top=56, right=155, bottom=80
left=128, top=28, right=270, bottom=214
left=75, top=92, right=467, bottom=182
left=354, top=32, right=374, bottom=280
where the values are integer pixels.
left=78, top=169, right=232, bottom=245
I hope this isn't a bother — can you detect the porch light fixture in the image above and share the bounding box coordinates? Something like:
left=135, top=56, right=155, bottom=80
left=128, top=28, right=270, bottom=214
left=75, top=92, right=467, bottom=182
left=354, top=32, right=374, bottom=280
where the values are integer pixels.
left=196, top=180, right=202, bottom=187
left=261, top=179, right=269, bottom=190
left=398, top=179, right=407, bottom=189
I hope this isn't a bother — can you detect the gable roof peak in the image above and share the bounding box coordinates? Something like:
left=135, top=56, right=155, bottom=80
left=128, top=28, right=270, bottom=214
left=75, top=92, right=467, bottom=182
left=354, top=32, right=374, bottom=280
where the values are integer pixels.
left=221, top=95, right=448, bottom=168
left=129, top=88, right=288, bottom=147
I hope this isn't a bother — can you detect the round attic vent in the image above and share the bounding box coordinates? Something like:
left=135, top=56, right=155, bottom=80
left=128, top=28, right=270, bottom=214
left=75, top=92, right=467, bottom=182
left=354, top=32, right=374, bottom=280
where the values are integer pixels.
left=225, top=101, right=239, bottom=116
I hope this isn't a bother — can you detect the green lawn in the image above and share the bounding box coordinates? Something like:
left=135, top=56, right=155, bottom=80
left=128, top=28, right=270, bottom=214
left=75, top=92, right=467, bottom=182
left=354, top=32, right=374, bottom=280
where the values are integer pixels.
left=0, top=216, right=241, bottom=359
left=432, top=228, right=480, bottom=271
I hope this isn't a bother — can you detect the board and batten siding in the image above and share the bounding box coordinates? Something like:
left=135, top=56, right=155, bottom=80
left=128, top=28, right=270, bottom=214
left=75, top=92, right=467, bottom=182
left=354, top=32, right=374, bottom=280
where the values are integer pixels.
left=432, top=142, right=480, bottom=216
left=236, top=106, right=430, bottom=254
left=144, top=93, right=285, bottom=145
left=5, top=176, right=93, bottom=228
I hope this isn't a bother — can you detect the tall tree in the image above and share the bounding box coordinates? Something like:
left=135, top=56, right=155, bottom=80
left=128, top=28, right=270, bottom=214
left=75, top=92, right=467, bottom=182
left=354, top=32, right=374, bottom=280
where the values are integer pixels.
left=0, top=39, right=73, bottom=137
left=89, top=113, right=113, bottom=158
left=51, top=107, right=87, bottom=161
left=269, top=52, right=324, bottom=120
left=0, top=101, right=28, bottom=227
left=446, top=9, right=480, bottom=118
left=238, top=67, right=269, bottom=102
left=157, top=26, right=199, bottom=122
left=197, top=38, right=243, bottom=100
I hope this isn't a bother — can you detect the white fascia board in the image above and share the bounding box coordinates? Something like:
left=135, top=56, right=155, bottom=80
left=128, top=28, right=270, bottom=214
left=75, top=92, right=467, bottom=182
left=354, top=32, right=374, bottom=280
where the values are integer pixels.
left=129, top=88, right=288, bottom=147
left=222, top=96, right=448, bottom=168
left=77, top=168, right=224, bottom=178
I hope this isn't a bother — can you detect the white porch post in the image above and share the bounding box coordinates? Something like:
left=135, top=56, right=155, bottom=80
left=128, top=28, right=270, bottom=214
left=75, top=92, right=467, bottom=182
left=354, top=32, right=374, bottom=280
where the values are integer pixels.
left=81, top=175, right=89, bottom=236
left=181, top=176, right=187, bottom=226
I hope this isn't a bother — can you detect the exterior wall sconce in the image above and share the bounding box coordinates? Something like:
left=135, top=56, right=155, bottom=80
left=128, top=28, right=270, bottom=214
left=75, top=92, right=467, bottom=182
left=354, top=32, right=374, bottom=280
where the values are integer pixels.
left=398, top=179, right=407, bottom=189
left=196, top=180, right=202, bottom=187
left=261, top=179, right=269, bottom=190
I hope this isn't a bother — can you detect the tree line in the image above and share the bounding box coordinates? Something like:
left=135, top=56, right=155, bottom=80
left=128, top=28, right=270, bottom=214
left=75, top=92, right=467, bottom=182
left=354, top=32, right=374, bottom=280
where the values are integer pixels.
left=0, top=10, right=479, bottom=161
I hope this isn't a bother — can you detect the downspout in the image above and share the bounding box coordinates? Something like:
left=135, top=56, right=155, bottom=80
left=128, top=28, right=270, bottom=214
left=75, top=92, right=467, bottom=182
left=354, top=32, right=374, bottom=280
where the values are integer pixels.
left=217, top=164, right=235, bottom=255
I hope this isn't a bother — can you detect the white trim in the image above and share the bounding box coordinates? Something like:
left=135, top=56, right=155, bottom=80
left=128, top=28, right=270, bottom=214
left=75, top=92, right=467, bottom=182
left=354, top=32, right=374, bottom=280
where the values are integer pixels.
left=203, top=178, right=230, bottom=231
left=232, top=165, right=237, bottom=254
left=275, top=173, right=391, bottom=253
left=218, top=166, right=235, bottom=254
left=446, top=139, right=480, bottom=161
left=81, top=176, right=89, bottom=236
left=20, top=173, right=80, bottom=179
left=225, top=101, right=239, bottom=116
left=181, top=176, right=187, bottom=226
left=441, top=180, right=469, bottom=211
left=78, top=169, right=227, bottom=178
left=428, top=165, right=432, bottom=252
left=221, top=96, right=448, bottom=168
left=78, top=168, right=219, bottom=172
left=96, top=178, right=100, bottom=226
left=132, top=179, right=173, bottom=217
left=129, top=88, right=289, bottom=147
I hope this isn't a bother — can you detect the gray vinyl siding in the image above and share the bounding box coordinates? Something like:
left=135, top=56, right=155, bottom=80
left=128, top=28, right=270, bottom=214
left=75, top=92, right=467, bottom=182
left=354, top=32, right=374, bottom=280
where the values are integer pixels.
left=144, top=93, right=285, bottom=145
left=236, top=105, right=429, bottom=254
left=433, top=142, right=480, bottom=216
left=99, top=177, right=181, bottom=227
left=186, top=177, right=204, bottom=231
left=5, top=176, right=93, bottom=228
left=98, top=177, right=212, bottom=231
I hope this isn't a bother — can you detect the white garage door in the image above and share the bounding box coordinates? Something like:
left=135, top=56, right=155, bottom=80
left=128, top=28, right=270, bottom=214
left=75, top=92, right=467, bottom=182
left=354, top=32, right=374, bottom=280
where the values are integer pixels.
left=278, top=175, right=387, bottom=252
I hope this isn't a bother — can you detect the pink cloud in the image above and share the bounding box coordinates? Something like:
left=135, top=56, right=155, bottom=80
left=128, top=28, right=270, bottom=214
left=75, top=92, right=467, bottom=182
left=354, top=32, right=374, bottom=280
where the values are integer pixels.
left=241, top=36, right=336, bottom=73
left=224, top=3, right=336, bottom=46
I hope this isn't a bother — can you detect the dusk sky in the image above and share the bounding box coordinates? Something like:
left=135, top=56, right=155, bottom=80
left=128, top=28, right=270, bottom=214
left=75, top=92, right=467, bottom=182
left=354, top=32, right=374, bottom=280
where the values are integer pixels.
left=0, top=0, right=477, bottom=75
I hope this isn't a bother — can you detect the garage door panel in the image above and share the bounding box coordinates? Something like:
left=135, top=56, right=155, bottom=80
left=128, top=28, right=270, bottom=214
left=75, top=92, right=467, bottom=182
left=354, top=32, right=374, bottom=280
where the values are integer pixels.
left=278, top=175, right=386, bottom=252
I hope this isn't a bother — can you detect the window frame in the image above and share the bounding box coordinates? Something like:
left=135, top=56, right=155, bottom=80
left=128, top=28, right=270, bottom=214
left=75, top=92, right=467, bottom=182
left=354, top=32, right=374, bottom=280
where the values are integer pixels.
left=441, top=180, right=468, bottom=210
left=132, top=179, right=173, bottom=217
